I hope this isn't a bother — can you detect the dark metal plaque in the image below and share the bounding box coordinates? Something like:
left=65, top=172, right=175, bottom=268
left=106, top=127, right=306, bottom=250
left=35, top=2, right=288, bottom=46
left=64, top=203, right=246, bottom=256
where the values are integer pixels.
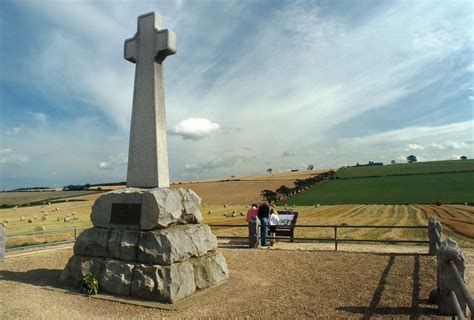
left=110, top=203, right=141, bottom=225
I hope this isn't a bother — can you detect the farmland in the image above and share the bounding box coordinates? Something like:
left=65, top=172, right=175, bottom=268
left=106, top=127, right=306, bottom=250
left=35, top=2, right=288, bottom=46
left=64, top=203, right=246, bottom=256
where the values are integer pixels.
left=0, top=190, right=100, bottom=206
left=336, top=159, right=474, bottom=178
left=282, top=171, right=474, bottom=205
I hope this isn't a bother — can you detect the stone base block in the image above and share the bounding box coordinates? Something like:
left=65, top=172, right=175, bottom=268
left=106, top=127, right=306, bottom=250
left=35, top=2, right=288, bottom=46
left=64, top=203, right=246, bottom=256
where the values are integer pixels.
left=91, top=188, right=202, bottom=230
left=60, top=252, right=229, bottom=303
left=74, top=224, right=217, bottom=265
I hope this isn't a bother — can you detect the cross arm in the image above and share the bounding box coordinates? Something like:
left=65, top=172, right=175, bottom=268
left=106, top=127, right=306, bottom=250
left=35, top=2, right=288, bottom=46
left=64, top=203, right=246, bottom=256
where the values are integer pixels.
left=154, top=29, right=176, bottom=63
left=124, top=37, right=138, bottom=63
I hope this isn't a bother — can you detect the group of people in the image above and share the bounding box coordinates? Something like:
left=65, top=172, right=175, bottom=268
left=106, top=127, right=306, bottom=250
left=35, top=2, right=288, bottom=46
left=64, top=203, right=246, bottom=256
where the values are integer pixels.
left=246, top=203, right=280, bottom=246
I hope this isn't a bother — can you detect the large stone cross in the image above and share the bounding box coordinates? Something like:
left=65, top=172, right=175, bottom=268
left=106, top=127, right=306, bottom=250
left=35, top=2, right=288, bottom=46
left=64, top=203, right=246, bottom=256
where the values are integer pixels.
left=124, top=12, right=176, bottom=188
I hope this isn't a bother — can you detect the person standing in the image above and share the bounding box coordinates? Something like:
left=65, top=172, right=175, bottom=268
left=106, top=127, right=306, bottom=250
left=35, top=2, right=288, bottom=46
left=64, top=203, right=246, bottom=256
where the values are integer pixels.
left=246, top=204, right=258, bottom=223
left=258, top=203, right=270, bottom=246
left=269, top=208, right=280, bottom=246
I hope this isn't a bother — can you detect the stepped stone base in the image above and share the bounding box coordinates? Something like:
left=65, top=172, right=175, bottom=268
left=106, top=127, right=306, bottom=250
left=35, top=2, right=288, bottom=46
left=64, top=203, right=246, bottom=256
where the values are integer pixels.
left=61, top=251, right=228, bottom=303
left=61, top=187, right=229, bottom=303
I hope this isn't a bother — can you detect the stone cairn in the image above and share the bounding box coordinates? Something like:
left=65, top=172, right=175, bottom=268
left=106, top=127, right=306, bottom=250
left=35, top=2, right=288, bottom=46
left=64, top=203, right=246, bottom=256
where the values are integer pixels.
left=60, top=12, right=229, bottom=303
left=60, top=188, right=228, bottom=303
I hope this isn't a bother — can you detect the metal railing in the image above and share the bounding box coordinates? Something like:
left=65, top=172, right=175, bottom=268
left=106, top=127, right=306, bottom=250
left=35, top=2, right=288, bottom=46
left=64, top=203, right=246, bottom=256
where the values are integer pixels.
left=5, top=226, right=90, bottom=252
left=209, top=223, right=429, bottom=251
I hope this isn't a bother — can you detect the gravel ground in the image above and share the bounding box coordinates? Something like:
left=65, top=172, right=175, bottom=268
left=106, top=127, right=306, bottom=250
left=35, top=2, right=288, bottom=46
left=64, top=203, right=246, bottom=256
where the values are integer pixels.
left=0, top=246, right=449, bottom=319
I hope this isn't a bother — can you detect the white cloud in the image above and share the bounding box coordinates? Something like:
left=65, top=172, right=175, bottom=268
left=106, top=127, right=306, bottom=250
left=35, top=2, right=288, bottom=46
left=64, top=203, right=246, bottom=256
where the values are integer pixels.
left=98, top=153, right=127, bottom=170
left=30, top=112, right=48, bottom=126
left=405, top=144, right=425, bottom=151
left=170, top=117, right=220, bottom=141
left=0, top=148, right=30, bottom=165
left=426, top=141, right=469, bottom=151
left=6, top=127, right=22, bottom=135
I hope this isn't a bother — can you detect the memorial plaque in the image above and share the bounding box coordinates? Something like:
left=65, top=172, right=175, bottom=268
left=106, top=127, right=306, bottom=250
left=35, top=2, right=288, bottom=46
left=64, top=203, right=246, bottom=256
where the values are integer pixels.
left=110, top=203, right=142, bottom=225
left=276, top=211, right=298, bottom=242
left=0, top=225, right=5, bottom=262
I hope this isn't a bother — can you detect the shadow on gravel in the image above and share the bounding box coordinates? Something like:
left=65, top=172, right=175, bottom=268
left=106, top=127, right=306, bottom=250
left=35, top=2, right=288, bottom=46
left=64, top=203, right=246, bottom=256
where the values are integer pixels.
left=337, top=254, right=438, bottom=319
left=0, top=268, right=62, bottom=288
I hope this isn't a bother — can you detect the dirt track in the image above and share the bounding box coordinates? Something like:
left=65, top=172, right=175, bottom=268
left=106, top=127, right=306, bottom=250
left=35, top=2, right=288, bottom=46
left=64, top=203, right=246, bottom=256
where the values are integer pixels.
left=0, top=245, right=449, bottom=319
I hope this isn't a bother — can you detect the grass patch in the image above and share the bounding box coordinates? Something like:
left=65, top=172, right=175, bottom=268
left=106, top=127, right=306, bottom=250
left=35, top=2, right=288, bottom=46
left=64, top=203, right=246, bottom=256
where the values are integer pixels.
left=281, top=171, right=474, bottom=205
left=336, top=159, right=474, bottom=178
left=0, top=190, right=100, bottom=206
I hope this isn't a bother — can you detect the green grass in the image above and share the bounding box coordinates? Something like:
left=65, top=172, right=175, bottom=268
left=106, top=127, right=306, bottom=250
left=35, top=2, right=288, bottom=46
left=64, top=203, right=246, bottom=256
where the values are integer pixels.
left=282, top=171, right=474, bottom=205
left=336, top=159, right=474, bottom=179
left=0, top=190, right=99, bottom=206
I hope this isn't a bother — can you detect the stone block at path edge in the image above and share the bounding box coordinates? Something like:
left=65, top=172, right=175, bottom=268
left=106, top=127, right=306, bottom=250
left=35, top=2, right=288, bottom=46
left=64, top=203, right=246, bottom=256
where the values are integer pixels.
left=90, top=187, right=202, bottom=230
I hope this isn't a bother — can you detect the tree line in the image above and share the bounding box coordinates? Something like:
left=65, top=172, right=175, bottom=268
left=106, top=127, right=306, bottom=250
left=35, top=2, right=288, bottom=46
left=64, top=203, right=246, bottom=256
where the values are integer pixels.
left=260, top=170, right=335, bottom=203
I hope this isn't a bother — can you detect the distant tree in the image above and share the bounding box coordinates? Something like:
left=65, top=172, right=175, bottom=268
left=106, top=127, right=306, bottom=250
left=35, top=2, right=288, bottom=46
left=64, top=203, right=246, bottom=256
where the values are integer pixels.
left=391, top=160, right=396, bottom=164
left=267, top=168, right=272, bottom=174
left=260, top=189, right=278, bottom=203
left=460, top=156, right=467, bottom=160
left=276, top=185, right=291, bottom=199
left=407, top=155, right=417, bottom=163
left=307, top=164, right=314, bottom=171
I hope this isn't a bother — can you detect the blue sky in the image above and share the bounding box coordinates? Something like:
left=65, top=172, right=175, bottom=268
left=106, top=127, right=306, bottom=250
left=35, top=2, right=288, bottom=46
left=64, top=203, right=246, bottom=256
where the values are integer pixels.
left=0, top=0, right=473, bottom=190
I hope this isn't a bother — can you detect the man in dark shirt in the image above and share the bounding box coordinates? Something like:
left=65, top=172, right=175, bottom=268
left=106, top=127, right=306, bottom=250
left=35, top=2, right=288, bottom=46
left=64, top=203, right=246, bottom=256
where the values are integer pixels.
left=258, top=203, right=270, bottom=246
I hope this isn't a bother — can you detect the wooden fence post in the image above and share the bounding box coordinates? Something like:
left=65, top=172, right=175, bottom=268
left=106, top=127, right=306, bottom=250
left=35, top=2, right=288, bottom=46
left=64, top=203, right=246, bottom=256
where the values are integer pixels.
left=435, top=238, right=467, bottom=316
left=428, top=216, right=441, bottom=255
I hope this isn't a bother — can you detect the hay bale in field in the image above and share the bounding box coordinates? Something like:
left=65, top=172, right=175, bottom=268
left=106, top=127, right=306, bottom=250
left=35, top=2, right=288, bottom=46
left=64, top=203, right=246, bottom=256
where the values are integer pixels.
left=224, top=204, right=227, bottom=208
left=240, top=212, right=244, bottom=216
left=41, top=215, right=47, bottom=221
left=3, top=219, right=8, bottom=224
left=231, top=213, right=236, bottom=217
left=223, top=213, right=228, bottom=217
left=34, top=226, right=46, bottom=232
left=64, top=217, right=70, bottom=222
left=28, top=218, right=33, bottom=223
left=14, top=206, right=18, bottom=210
left=20, top=217, right=25, bottom=221
left=55, top=207, right=59, bottom=211
left=33, top=215, right=37, bottom=219
left=66, top=214, right=70, bottom=217
left=73, top=216, right=79, bottom=220
left=208, top=210, right=212, bottom=214
left=48, top=202, right=51, bottom=205
left=71, top=212, right=76, bottom=216
left=57, top=217, right=61, bottom=222
left=1, top=222, right=7, bottom=228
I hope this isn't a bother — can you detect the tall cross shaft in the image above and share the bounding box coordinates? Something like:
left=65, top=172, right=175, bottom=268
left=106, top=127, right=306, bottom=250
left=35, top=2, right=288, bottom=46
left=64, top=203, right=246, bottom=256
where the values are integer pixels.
left=124, top=12, right=176, bottom=188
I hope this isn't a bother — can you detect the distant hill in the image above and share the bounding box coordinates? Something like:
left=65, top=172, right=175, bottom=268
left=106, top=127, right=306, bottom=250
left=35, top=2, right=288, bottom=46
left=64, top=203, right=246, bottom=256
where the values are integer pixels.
left=336, top=159, right=474, bottom=179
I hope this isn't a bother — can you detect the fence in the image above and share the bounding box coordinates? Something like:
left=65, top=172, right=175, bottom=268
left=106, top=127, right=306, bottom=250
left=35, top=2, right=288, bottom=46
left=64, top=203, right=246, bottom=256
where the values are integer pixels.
left=428, top=217, right=473, bottom=319
left=4, top=227, right=89, bottom=252
left=208, top=223, right=429, bottom=251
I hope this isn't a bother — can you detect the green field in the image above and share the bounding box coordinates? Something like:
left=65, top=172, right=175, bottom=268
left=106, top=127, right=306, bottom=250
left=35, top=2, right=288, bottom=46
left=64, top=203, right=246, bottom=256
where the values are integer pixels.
left=0, top=190, right=99, bottom=206
left=336, top=159, right=474, bottom=179
left=282, top=171, right=474, bottom=205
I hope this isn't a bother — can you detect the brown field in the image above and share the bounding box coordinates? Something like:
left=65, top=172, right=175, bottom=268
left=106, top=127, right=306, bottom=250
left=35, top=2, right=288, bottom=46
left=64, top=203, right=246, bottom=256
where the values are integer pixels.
left=1, top=201, right=472, bottom=249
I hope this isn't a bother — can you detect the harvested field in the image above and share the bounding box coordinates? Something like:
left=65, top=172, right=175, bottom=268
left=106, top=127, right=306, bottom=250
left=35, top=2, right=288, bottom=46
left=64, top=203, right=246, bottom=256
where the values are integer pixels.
left=1, top=204, right=472, bottom=249
left=0, top=246, right=445, bottom=319
left=0, top=190, right=100, bottom=206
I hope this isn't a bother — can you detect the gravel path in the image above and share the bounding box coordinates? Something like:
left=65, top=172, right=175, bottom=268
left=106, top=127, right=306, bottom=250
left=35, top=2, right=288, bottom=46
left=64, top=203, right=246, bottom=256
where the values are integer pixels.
left=0, top=245, right=449, bottom=319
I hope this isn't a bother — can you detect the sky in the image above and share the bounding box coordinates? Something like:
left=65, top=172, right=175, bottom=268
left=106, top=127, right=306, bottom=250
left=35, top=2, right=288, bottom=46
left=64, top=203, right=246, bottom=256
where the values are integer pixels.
left=0, top=0, right=473, bottom=190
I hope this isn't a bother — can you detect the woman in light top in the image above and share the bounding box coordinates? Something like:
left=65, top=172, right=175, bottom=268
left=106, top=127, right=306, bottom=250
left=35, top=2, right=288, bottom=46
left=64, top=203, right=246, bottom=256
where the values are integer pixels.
left=269, top=208, right=280, bottom=246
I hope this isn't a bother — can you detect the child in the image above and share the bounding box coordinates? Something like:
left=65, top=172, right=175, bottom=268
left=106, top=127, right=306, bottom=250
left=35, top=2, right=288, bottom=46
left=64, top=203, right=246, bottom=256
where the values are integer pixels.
left=269, top=208, right=280, bottom=246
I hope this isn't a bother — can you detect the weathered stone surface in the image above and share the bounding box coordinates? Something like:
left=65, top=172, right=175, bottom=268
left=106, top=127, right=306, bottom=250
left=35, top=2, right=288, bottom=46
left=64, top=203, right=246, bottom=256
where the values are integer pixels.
left=0, top=225, right=5, bottom=262
left=100, top=259, right=135, bottom=296
left=437, top=238, right=466, bottom=315
left=60, top=256, right=105, bottom=287
left=74, top=227, right=109, bottom=257
left=125, top=12, right=176, bottom=189
left=131, top=261, right=196, bottom=303
left=428, top=216, right=441, bottom=255
left=90, top=187, right=201, bottom=230
left=138, top=224, right=217, bottom=265
left=190, top=252, right=229, bottom=289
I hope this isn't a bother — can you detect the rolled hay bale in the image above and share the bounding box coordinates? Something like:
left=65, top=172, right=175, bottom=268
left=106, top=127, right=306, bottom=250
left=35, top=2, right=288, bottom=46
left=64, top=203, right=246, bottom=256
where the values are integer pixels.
left=47, top=202, right=51, bottom=205
left=231, top=213, right=236, bottom=217
left=66, top=214, right=70, bottom=217
left=232, top=210, right=236, bottom=214
left=34, top=225, right=46, bottom=232
left=55, top=207, right=59, bottom=211
left=3, top=219, right=8, bottom=224
left=224, top=204, right=227, bottom=208
left=64, top=217, right=70, bottom=222
left=33, top=215, right=37, bottom=220
left=57, top=217, right=61, bottom=222
left=240, top=212, right=244, bottom=216
left=41, top=215, right=47, bottom=221
left=20, top=217, right=25, bottom=221
left=223, top=213, right=228, bottom=217
left=28, top=218, right=33, bottom=223
left=208, top=210, right=212, bottom=214
left=73, top=216, right=79, bottom=220
left=13, top=206, right=18, bottom=210
left=1, top=222, right=7, bottom=228
left=71, top=212, right=76, bottom=216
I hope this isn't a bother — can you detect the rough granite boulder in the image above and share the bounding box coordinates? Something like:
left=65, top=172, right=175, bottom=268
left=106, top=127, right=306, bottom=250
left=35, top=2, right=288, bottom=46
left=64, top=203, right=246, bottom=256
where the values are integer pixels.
left=90, top=188, right=202, bottom=230
left=189, top=252, right=229, bottom=290
left=138, top=224, right=218, bottom=265
left=60, top=255, right=105, bottom=287
left=100, top=259, right=135, bottom=296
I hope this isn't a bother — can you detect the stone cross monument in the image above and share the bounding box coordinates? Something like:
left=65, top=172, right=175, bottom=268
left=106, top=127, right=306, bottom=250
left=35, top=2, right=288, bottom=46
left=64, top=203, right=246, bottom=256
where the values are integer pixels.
left=124, top=12, right=175, bottom=188
left=61, top=12, right=229, bottom=303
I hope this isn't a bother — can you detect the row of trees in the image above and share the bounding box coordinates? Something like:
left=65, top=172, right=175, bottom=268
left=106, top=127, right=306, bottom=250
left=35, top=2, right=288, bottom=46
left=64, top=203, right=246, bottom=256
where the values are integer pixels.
left=260, top=170, right=335, bottom=203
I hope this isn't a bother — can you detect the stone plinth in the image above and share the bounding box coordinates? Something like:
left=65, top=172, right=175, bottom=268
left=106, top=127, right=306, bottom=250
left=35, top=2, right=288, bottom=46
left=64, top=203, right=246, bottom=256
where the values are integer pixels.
left=61, top=188, right=229, bottom=303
